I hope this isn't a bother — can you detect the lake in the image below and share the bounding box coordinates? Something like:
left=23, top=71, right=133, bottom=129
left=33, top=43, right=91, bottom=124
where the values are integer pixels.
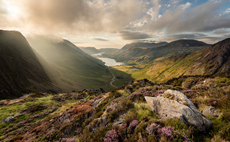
left=92, top=52, right=124, bottom=67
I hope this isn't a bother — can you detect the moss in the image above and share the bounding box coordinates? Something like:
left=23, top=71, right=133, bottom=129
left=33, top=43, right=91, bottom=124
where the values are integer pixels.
left=123, top=111, right=139, bottom=125
left=135, top=103, right=158, bottom=121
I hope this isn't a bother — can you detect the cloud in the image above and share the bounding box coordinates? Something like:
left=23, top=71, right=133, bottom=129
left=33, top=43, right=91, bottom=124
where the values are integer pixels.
left=159, top=33, right=229, bottom=44
left=0, top=0, right=229, bottom=45
left=92, top=38, right=109, bottom=41
left=145, top=0, right=230, bottom=34
left=2, top=0, right=145, bottom=35
left=118, top=31, right=152, bottom=40
left=159, top=33, right=206, bottom=41
left=214, top=29, right=230, bottom=34
left=0, top=0, right=6, bottom=16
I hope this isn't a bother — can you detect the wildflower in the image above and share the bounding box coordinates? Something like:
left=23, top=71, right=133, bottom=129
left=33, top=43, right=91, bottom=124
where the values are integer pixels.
left=158, top=126, right=174, bottom=139
left=104, top=129, right=119, bottom=142
left=129, top=120, right=138, bottom=130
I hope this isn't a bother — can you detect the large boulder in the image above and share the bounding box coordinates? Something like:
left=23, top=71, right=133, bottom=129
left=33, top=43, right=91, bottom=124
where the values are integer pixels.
left=145, top=89, right=213, bottom=132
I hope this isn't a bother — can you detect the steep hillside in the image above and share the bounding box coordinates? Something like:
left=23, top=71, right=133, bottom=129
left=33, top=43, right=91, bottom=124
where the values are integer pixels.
left=79, top=47, right=100, bottom=55
left=133, top=38, right=230, bottom=82
left=103, top=40, right=208, bottom=63
left=28, top=36, right=115, bottom=91
left=0, top=30, right=57, bottom=99
left=1, top=77, right=229, bottom=141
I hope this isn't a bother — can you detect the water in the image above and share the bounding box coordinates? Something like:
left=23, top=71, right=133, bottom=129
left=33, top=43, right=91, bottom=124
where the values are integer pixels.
left=92, top=52, right=124, bottom=67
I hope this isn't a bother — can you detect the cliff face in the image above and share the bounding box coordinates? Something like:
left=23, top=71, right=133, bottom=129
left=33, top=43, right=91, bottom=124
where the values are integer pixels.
left=0, top=30, right=52, bottom=99
left=196, top=38, right=230, bottom=75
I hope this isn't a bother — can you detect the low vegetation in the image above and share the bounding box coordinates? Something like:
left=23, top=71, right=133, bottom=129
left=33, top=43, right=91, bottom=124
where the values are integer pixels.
left=0, top=76, right=230, bottom=142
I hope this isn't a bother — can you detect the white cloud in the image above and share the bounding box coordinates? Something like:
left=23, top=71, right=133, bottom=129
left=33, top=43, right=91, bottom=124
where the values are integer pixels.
left=144, top=0, right=230, bottom=34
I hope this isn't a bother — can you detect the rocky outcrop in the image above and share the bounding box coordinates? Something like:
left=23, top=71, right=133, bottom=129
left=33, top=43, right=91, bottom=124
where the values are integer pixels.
left=202, top=106, right=221, bottom=118
left=145, top=89, right=213, bottom=131
left=146, top=123, right=161, bottom=134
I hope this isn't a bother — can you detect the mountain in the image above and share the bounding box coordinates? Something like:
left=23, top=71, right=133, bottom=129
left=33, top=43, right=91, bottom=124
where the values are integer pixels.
left=28, top=35, right=114, bottom=92
left=120, top=42, right=167, bottom=51
left=132, top=38, right=230, bottom=82
left=103, top=39, right=209, bottom=63
left=79, top=47, right=120, bottom=55
left=0, top=30, right=58, bottom=99
left=79, top=47, right=100, bottom=55
left=98, top=48, right=119, bottom=52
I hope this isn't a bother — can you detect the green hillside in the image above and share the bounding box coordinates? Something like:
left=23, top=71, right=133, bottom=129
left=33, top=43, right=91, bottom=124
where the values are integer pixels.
left=28, top=36, right=116, bottom=91
left=132, top=38, right=230, bottom=83
left=103, top=40, right=208, bottom=63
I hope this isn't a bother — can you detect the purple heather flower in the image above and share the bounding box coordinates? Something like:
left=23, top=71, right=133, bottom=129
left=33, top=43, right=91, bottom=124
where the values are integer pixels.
left=158, top=126, right=174, bottom=139
left=129, top=120, right=138, bottom=130
left=104, top=129, right=119, bottom=142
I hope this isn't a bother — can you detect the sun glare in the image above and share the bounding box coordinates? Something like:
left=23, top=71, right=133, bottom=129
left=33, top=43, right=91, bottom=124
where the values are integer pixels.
left=4, top=1, right=21, bottom=20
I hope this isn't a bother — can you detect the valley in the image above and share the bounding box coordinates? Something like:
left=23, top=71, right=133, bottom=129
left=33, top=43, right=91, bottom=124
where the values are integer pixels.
left=1, top=31, right=230, bottom=142
left=1, top=1, right=230, bottom=142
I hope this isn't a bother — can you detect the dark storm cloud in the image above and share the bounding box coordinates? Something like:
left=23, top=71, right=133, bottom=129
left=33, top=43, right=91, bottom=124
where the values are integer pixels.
left=92, top=38, right=109, bottom=41
left=118, top=31, right=152, bottom=40
left=159, top=33, right=206, bottom=41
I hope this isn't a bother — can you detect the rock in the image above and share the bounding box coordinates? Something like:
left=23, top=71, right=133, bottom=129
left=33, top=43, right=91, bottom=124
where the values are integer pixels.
left=80, top=99, right=86, bottom=102
left=5, top=116, right=14, bottom=123
left=92, top=99, right=101, bottom=108
left=105, top=102, right=118, bottom=113
left=202, top=106, right=221, bottom=117
left=92, top=128, right=97, bottom=133
left=145, top=89, right=213, bottom=132
left=97, top=115, right=109, bottom=127
left=113, top=118, right=124, bottom=127
left=146, top=123, right=161, bottom=134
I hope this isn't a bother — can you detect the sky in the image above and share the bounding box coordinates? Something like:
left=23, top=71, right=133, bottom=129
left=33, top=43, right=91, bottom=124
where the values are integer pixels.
left=0, top=0, right=230, bottom=49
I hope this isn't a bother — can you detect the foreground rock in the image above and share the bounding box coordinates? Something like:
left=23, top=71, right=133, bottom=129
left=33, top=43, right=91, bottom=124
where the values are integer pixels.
left=202, top=106, right=221, bottom=118
left=145, top=89, right=213, bottom=132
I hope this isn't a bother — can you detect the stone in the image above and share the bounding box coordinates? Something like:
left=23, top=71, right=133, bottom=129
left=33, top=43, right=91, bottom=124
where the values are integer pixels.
left=202, top=106, right=221, bottom=118
left=113, top=118, right=124, bottom=127
left=80, top=99, right=86, bottom=102
left=92, top=99, right=101, bottom=108
left=146, top=123, right=161, bottom=134
left=5, top=116, right=14, bottom=123
left=145, top=89, right=213, bottom=132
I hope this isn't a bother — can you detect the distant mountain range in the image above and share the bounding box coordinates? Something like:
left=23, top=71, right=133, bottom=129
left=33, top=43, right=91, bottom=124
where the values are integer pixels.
left=79, top=47, right=119, bottom=55
left=133, top=38, right=230, bottom=82
left=120, top=42, right=168, bottom=51
left=102, top=40, right=209, bottom=63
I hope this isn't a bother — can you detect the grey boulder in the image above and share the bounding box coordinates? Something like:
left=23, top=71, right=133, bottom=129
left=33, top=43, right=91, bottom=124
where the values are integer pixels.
left=145, top=89, right=213, bottom=132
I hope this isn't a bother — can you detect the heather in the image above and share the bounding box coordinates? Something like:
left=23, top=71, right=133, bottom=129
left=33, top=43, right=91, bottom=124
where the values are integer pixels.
left=0, top=77, right=230, bottom=142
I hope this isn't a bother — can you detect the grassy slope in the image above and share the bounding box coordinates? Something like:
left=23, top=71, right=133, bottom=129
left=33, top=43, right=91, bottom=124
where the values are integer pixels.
left=0, top=77, right=230, bottom=141
left=103, top=39, right=208, bottom=63
left=132, top=51, right=204, bottom=83
left=28, top=36, right=115, bottom=91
